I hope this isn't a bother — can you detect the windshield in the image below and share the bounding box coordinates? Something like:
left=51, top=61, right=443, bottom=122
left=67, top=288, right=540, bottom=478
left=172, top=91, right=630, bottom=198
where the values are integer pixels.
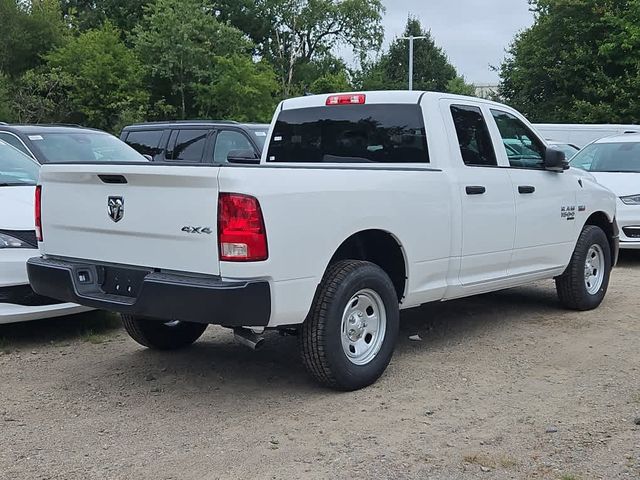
left=250, top=129, right=268, bottom=150
left=570, top=141, right=640, bottom=173
left=552, top=143, right=580, bottom=159
left=0, top=140, right=39, bottom=186
left=30, top=131, right=146, bottom=163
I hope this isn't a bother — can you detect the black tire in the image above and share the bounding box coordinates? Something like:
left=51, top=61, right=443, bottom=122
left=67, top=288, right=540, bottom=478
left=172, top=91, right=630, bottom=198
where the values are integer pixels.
left=555, top=225, right=612, bottom=311
left=120, top=314, right=207, bottom=350
left=299, top=260, right=400, bottom=391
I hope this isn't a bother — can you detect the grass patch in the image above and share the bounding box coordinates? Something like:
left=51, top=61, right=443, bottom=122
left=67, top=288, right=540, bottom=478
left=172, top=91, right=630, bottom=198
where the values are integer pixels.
left=499, top=457, right=518, bottom=468
left=463, top=453, right=517, bottom=470
left=560, top=475, right=579, bottom=480
left=81, top=330, right=111, bottom=344
left=463, top=453, right=496, bottom=469
left=78, top=314, right=122, bottom=344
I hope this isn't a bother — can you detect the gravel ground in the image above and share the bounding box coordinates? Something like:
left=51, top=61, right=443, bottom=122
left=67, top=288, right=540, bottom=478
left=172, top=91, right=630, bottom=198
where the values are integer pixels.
left=1, top=251, right=639, bottom=480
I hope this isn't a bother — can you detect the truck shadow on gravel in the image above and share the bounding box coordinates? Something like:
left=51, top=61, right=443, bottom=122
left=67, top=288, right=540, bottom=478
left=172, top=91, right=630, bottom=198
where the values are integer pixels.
left=102, top=280, right=574, bottom=393
left=0, top=310, right=121, bottom=350
left=616, top=249, right=640, bottom=267
left=2, top=251, right=638, bottom=394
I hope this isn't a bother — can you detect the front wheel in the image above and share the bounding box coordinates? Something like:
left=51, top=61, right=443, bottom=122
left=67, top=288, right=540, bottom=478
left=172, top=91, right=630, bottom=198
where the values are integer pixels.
left=121, top=315, right=208, bottom=350
left=555, top=225, right=612, bottom=311
left=299, top=260, right=399, bottom=391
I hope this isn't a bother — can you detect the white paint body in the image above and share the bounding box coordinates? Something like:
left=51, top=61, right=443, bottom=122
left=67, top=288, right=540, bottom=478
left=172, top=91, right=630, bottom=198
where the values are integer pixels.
left=36, top=92, right=617, bottom=328
left=0, top=186, right=90, bottom=324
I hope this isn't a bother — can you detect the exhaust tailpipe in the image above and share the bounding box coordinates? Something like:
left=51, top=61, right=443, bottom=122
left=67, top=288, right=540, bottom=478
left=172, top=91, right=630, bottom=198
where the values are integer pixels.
left=233, top=328, right=265, bottom=350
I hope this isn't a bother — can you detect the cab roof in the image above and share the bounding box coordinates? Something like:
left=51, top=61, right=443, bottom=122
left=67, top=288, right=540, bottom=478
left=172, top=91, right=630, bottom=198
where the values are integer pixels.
left=280, top=90, right=507, bottom=111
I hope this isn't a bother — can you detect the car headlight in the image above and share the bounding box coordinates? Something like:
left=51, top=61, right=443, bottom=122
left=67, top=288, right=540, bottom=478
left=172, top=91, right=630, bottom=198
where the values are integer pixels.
left=620, top=194, right=640, bottom=205
left=0, top=233, right=31, bottom=249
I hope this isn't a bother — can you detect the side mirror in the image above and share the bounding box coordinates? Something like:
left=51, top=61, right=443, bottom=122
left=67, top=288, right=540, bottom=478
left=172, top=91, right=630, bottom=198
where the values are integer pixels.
left=543, top=147, right=569, bottom=171
left=227, top=149, right=260, bottom=164
left=142, top=154, right=153, bottom=162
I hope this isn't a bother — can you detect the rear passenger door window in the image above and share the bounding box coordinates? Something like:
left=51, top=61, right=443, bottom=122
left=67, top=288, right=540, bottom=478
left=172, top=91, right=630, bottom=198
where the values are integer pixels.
left=450, top=105, right=497, bottom=166
left=124, top=130, right=164, bottom=158
left=214, top=130, right=254, bottom=163
left=491, top=110, right=545, bottom=169
left=168, top=129, right=208, bottom=162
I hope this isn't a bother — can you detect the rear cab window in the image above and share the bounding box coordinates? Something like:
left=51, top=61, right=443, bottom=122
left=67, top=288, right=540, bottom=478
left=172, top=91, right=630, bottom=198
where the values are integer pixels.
left=267, top=104, right=429, bottom=163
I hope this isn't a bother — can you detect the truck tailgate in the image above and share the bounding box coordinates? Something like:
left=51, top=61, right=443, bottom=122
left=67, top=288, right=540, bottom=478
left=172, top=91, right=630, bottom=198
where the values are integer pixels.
left=38, top=164, right=221, bottom=276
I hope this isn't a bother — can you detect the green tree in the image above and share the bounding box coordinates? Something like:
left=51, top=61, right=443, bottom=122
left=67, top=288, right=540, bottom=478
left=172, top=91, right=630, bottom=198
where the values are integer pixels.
left=309, top=71, right=352, bottom=94
left=60, top=0, right=155, bottom=33
left=0, top=0, right=66, bottom=77
left=213, top=0, right=384, bottom=96
left=0, top=73, right=14, bottom=121
left=194, top=55, right=278, bottom=121
left=45, top=23, right=148, bottom=131
left=500, top=0, right=640, bottom=123
left=446, top=76, right=476, bottom=96
left=134, top=0, right=251, bottom=118
left=9, top=68, right=73, bottom=123
left=360, top=17, right=472, bottom=94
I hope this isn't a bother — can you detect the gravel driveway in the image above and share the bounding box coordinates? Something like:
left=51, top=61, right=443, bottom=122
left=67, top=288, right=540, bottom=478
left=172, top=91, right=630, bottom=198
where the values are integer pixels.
left=1, top=252, right=639, bottom=480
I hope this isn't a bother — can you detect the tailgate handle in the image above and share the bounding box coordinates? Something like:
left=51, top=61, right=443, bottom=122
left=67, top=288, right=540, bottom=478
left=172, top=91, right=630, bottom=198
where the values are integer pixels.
left=98, top=174, right=128, bottom=184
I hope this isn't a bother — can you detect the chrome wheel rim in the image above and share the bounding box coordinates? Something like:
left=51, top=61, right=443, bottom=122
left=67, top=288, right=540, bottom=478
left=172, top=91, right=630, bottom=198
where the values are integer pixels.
left=340, top=289, right=387, bottom=366
left=584, top=244, right=605, bottom=295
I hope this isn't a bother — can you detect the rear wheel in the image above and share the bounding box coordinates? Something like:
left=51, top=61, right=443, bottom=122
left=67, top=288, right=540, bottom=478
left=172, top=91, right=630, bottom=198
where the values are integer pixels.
left=121, top=314, right=207, bottom=350
left=299, top=260, right=399, bottom=391
left=555, top=225, right=612, bottom=311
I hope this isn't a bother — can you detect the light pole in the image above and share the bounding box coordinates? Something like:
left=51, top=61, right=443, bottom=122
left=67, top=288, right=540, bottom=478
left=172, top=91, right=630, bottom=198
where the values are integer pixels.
left=400, top=35, right=427, bottom=90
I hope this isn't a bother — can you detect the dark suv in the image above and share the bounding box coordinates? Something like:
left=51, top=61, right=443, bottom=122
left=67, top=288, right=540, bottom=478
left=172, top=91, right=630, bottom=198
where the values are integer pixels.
left=120, top=121, right=269, bottom=164
left=0, top=124, right=145, bottom=164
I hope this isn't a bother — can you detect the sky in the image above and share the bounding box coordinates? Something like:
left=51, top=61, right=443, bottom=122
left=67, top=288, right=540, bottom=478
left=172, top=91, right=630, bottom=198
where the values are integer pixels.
left=377, top=0, right=535, bottom=85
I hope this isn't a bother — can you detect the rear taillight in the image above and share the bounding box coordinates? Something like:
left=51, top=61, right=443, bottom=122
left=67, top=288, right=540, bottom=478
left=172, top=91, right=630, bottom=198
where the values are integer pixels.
left=35, top=185, right=42, bottom=242
left=218, top=193, right=268, bottom=261
left=326, top=93, right=366, bottom=105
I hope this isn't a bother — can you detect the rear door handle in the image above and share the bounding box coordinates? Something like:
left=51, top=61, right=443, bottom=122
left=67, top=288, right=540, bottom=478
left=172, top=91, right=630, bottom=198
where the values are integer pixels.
left=465, top=186, right=486, bottom=195
left=518, top=185, right=535, bottom=194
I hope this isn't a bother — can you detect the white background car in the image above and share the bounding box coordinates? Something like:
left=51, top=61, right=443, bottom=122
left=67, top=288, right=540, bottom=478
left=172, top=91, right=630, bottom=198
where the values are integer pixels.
left=570, top=133, right=640, bottom=249
left=0, top=140, right=90, bottom=323
left=534, top=123, right=640, bottom=148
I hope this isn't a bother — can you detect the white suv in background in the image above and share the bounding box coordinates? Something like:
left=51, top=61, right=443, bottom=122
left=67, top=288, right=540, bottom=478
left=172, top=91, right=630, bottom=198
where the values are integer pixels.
left=570, top=133, right=640, bottom=249
left=0, top=140, right=90, bottom=323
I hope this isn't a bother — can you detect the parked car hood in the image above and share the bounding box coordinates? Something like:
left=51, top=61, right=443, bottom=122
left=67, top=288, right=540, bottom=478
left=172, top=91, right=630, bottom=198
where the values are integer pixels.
left=590, top=172, right=640, bottom=197
left=0, top=186, right=35, bottom=230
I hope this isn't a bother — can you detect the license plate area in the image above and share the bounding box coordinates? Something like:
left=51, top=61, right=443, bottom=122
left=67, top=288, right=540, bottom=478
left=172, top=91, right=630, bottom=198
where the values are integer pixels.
left=100, top=266, right=152, bottom=298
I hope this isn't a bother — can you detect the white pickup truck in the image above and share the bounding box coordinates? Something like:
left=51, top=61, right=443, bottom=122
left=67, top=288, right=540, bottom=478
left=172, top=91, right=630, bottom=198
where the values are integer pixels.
left=28, top=91, right=618, bottom=390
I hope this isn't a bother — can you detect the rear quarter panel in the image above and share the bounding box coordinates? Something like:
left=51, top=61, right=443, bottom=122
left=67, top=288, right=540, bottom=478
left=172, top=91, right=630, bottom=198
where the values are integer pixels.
left=218, top=165, right=452, bottom=325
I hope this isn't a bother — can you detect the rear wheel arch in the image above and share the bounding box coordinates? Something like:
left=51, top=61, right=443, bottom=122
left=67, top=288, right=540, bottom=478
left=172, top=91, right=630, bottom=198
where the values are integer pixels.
left=326, top=229, right=408, bottom=303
